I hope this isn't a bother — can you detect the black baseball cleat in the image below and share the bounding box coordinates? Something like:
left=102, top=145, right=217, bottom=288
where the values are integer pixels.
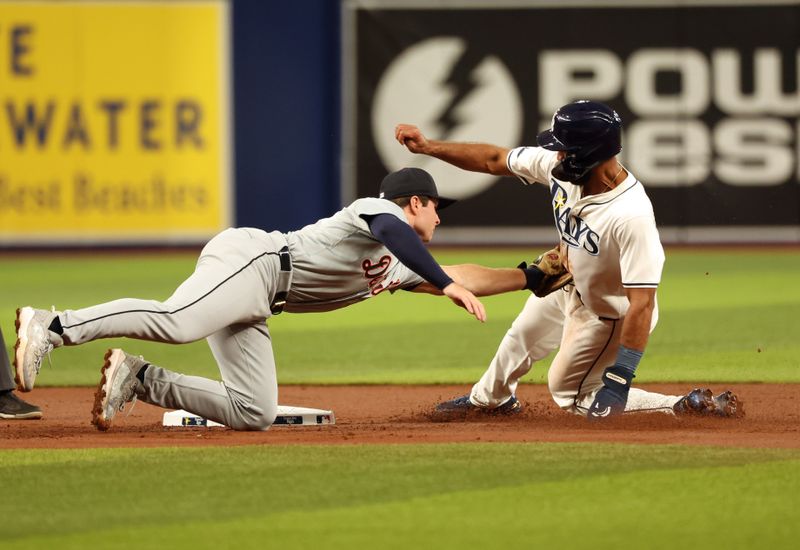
left=0, top=391, right=43, bottom=420
left=673, top=388, right=715, bottom=415
left=673, top=388, right=743, bottom=418
left=433, top=394, right=522, bottom=419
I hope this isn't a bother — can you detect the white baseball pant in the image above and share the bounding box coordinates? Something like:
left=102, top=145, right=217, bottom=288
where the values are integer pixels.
left=470, top=287, right=680, bottom=414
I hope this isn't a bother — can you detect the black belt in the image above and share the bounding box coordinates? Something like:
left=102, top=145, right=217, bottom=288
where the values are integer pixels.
left=270, top=246, right=292, bottom=315
left=573, top=288, right=618, bottom=322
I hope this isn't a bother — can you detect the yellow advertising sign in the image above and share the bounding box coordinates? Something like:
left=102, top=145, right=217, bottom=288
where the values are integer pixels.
left=0, top=1, right=230, bottom=243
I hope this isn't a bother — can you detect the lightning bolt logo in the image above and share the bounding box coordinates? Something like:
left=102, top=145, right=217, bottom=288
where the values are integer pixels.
left=435, top=47, right=488, bottom=138
left=370, top=36, right=524, bottom=202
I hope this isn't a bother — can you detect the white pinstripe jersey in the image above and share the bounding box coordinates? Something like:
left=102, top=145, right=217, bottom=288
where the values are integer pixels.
left=507, top=147, right=665, bottom=320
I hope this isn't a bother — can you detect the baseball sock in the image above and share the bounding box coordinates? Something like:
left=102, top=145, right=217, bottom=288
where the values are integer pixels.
left=136, top=364, right=149, bottom=384
left=48, top=317, right=63, bottom=335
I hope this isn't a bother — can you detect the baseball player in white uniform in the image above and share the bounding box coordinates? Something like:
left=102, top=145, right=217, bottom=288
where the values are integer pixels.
left=396, top=100, right=741, bottom=420
left=14, top=168, right=552, bottom=431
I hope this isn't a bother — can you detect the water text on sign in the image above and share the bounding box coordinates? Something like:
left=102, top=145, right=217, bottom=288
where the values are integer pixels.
left=2, top=99, right=205, bottom=151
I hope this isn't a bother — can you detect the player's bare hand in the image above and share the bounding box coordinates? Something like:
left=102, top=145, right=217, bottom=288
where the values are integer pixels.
left=395, top=124, right=430, bottom=154
left=443, top=282, right=487, bottom=323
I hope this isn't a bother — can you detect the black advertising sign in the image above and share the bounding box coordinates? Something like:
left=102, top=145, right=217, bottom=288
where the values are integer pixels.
left=345, top=1, right=800, bottom=242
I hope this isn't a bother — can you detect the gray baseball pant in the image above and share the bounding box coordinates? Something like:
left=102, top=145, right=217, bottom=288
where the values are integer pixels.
left=1, top=327, right=16, bottom=392
left=58, top=228, right=290, bottom=430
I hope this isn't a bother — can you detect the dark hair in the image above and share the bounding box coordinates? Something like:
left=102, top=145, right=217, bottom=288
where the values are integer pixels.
left=390, top=195, right=431, bottom=208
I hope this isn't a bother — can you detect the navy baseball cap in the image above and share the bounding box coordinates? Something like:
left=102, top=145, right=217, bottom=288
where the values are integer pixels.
left=379, top=167, right=456, bottom=210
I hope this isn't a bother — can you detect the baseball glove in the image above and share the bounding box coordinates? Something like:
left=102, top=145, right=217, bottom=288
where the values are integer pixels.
left=523, top=247, right=573, bottom=298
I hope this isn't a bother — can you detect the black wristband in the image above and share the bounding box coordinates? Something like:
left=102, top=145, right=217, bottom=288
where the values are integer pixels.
left=520, top=264, right=545, bottom=292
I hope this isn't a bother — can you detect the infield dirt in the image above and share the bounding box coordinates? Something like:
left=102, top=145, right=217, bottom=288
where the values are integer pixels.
left=1, top=384, right=797, bottom=449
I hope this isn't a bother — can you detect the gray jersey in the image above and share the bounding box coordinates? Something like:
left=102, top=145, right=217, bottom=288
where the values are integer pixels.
left=50, top=197, right=427, bottom=431
left=283, top=198, right=425, bottom=313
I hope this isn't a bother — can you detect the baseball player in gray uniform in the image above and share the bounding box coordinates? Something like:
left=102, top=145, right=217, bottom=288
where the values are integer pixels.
left=0, top=326, right=41, bottom=419
left=396, top=101, right=741, bottom=420
left=14, top=168, right=549, bottom=431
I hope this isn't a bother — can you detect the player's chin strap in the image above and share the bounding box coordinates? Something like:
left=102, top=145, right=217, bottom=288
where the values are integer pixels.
left=270, top=246, right=293, bottom=315
left=552, top=156, right=599, bottom=184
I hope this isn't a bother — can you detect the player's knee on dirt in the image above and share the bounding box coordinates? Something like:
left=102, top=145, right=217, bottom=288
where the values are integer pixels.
left=227, top=409, right=276, bottom=431
left=237, top=411, right=276, bottom=431
left=227, top=396, right=277, bottom=431
left=548, top=380, right=579, bottom=412
left=548, top=373, right=601, bottom=415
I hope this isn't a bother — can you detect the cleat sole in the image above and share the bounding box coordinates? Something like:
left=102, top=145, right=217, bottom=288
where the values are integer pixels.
left=91, top=349, right=117, bottom=432
left=0, top=410, right=43, bottom=420
left=13, top=307, right=35, bottom=392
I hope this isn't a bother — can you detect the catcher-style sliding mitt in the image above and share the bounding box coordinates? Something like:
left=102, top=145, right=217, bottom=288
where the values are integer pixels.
left=519, top=247, right=573, bottom=298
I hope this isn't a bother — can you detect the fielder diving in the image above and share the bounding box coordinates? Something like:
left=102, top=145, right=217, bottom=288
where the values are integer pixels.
left=396, top=100, right=742, bottom=420
left=14, top=168, right=556, bottom=431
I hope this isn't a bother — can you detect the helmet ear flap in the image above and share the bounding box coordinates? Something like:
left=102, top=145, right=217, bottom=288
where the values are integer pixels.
left=552, top=155, right=598, bottom=185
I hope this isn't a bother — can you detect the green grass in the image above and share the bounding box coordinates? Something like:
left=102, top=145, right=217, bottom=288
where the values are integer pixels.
left=0, top=443, right=798, bottom=549
left=2, top=251, right=799, bottom=549
left=1, top=247, right=799, bottom=385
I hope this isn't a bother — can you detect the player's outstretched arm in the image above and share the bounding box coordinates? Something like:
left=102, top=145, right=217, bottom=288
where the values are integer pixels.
left=440, top=264, right=525, bottom=296
left=395, top=124, right=513, bottom=176
left=409, top=279, right=487, bottom=322
left=442, top=282, right=487, bottom=323
left=412, top=263, right=548, bottom=297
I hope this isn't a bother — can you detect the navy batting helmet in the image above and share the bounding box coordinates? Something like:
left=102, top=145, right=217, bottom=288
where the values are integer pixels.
left=537, top=100, right=622, bottom=184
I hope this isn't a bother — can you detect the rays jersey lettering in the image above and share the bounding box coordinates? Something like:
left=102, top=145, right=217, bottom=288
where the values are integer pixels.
left=362, top=255, right=402, bottom=295
left=551, top=182, right=600, bottom=255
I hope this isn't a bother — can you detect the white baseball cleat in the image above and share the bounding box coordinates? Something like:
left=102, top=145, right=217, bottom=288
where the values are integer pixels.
left=14, top=306, right=62, bottom=392
left=92, top=349, right=147, bottom=431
